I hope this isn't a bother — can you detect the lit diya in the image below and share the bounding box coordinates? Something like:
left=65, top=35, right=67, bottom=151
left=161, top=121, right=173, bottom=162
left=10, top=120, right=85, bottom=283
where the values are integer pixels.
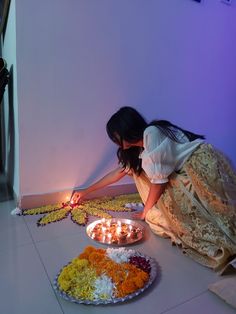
left=86, top=218, right=144, bottom=246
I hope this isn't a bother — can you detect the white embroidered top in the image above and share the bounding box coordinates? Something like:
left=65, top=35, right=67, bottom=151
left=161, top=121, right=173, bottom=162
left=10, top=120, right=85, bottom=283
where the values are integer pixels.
left=140, top=125, right=204, bottom=184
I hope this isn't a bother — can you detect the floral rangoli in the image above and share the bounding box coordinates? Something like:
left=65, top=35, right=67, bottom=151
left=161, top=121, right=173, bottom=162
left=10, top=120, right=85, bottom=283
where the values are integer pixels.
left=22, top=193, right=142, bottom=226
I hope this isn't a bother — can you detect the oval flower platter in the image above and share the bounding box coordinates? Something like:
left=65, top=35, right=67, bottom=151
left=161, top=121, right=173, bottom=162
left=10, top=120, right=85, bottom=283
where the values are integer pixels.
left=54, top=246, right=158, bottom=305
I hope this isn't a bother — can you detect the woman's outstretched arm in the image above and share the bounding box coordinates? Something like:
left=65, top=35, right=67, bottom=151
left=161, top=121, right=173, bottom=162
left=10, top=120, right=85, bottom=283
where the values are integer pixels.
left=71, top=167, right=127, bottom=203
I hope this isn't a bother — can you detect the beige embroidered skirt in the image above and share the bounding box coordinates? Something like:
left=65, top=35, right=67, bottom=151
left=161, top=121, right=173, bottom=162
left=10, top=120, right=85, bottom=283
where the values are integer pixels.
left=133, top=144, right=236, bottom=273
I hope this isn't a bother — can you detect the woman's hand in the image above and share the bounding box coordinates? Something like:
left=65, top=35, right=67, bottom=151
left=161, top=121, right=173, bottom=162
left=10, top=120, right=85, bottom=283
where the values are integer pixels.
left=132, top=210, right=146, bottom=221
left=132, top=183, right=166, bottom=221
left=70, top=168, right=126, bottom=205
left=70, top=189, right=87, bottom=204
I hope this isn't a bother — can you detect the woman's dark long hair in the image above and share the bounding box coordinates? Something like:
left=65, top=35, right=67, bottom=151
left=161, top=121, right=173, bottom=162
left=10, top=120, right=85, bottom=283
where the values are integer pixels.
left=106, top=106, right=205, bottom=175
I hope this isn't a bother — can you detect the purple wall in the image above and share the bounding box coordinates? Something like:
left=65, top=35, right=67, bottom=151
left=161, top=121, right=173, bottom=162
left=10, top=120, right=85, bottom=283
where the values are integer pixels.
left=15, top=0, right=236, bottom=196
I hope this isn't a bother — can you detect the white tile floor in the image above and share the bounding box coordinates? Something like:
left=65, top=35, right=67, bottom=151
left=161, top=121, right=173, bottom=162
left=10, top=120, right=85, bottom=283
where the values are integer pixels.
left=0, top=192, right=235, bottom=314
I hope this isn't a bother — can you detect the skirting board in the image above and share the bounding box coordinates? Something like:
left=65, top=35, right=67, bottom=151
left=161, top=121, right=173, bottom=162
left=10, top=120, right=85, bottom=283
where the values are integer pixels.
left=20, top=183, right=138, bottom=209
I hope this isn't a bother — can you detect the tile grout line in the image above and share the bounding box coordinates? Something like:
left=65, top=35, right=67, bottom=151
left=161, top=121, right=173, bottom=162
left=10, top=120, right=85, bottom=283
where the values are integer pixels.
left=22, top=216, right=65, bottom=314
left=159, top=290, right=208, bottom=314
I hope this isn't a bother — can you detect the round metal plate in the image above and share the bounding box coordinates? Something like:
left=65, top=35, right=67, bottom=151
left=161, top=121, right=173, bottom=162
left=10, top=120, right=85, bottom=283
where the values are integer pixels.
left=86, top=218, right=145, bottom=246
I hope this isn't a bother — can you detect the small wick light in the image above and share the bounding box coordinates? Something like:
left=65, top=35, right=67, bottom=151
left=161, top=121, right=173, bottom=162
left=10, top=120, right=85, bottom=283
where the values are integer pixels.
left=107, top=233, right=112, bottom=243
left=102, top=226, right=107, bottom=233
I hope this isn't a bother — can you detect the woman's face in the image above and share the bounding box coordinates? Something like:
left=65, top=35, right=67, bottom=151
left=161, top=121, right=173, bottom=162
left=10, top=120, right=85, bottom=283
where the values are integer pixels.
left=113, top=133, right=143, bottom=150
left=122, top=139, right=142, bottom=150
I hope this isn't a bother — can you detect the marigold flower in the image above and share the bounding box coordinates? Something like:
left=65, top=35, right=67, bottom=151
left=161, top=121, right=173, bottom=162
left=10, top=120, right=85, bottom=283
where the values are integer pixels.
left=88, top=252, right=105, bottom=265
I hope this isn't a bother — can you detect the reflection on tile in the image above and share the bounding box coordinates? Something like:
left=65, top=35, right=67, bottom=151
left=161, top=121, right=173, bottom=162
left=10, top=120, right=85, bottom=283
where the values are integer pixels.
left=0, top=199, right=19, bottom=221
left=162, top=291, right=236, bottom=314
left=23, top=213, right=86, bottom=243
left=0, top=201, right=33, bottom=252
left=0, top=180, right=13, bottom=202
left=0, top=244, right=63, bottom=314
left=0, top=220, right=33, bottom=253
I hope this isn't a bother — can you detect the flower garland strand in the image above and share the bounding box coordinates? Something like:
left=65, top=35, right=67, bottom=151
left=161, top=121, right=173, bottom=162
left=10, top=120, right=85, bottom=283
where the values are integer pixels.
left=57, top=246, right=151, bottom=301
left=22, top=194, right=142, bottom=226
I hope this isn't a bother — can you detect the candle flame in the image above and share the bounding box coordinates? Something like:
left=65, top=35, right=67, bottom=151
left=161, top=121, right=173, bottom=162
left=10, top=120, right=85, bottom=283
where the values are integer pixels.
left=116, top=226, right=122, bottom=235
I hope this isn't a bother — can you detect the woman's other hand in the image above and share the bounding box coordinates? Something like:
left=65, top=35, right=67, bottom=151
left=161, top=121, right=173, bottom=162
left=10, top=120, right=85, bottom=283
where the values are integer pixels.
left=132, top=211, right=146, bottom=221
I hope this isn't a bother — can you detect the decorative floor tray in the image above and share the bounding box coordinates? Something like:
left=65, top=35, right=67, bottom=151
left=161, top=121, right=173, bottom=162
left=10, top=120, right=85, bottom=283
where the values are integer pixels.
left=86, top=218, right=145, bottom=246
left=54, top=247, right=158, bottom=305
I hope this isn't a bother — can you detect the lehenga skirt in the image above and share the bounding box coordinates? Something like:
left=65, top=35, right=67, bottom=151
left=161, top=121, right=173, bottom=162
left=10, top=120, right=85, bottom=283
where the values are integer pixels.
left=133, top=144, right=236, bottom=273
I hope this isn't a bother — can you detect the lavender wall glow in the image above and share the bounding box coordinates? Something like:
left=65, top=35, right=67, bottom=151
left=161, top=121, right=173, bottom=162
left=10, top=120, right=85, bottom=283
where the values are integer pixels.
left=12, top=0, right=236, bottom=197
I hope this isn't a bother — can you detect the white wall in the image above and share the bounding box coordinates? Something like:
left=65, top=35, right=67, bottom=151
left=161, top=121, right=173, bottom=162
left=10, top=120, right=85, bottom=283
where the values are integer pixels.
left=14, top=0, right=236, bottom=198
left=2, top=0, right=19, bottom=197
